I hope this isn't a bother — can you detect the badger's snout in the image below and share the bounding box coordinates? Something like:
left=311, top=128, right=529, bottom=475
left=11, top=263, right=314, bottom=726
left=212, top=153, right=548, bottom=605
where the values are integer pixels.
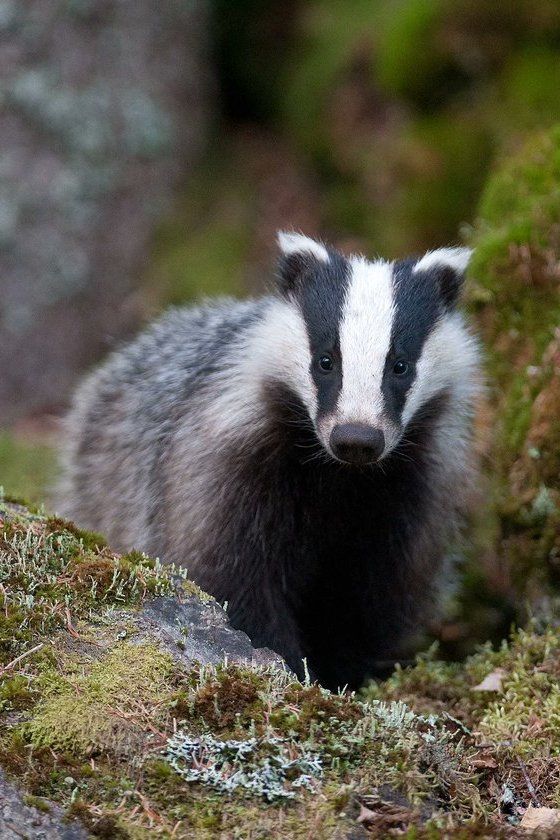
left=329, top=423, right=385, bottom=465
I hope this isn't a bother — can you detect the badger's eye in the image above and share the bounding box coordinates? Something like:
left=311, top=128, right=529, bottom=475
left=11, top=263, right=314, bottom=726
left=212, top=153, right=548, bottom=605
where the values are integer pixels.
left=318, top=355, right=334, bottom=372
left=393, top=359, right=409, bottom=376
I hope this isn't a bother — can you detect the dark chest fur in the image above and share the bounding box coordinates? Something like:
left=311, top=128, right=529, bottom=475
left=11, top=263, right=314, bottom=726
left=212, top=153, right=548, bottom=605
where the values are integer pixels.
left=192, top=384, right=450, bottom=690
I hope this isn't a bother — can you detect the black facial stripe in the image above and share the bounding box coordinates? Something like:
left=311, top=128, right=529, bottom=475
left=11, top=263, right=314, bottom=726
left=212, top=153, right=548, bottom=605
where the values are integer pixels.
left=382, top=258, right=443, bottom=422
left=298, top=250, right=351, bottom=418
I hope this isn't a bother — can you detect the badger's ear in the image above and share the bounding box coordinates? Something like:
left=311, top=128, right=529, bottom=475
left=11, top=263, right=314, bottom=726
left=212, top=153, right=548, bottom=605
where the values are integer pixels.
left=276, top=231, right=330, bottom=295
left=413, top=247, right=472, bottom=309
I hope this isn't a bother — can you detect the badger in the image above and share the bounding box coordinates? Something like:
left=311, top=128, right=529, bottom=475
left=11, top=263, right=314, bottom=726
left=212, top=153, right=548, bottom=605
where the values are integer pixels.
left=57, top=232, right=480, bottom=690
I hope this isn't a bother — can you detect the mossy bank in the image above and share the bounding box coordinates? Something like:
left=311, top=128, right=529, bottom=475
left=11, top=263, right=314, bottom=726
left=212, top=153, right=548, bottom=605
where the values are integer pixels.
left=446, top=125, right=560, bottom=652
left=2, top=498, right=560, bottom=838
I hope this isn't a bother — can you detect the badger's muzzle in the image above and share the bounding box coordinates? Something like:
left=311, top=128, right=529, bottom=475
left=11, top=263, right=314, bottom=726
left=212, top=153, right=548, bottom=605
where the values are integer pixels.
left=329, top=423, right=385, bottom=465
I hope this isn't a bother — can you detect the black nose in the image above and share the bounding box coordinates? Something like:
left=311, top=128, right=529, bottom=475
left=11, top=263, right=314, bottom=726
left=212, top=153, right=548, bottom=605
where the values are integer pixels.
left=330, top=423, right=385, bottom=465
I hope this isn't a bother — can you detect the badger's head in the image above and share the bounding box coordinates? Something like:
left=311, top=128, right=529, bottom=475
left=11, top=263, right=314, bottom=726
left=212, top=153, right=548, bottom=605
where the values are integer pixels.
left=272, top=231, right=478, bottom=466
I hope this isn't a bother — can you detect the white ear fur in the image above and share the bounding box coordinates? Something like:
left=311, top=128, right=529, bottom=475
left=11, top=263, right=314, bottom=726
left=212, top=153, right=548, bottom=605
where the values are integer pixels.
left=277, top=231, right=329, bottom=263
left=413, top=246, right=472, bottom=275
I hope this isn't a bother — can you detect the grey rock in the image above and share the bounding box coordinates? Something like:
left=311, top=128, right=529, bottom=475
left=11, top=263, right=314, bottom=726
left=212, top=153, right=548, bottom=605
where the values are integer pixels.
left=0, top=0, right=212, bottom=422
left=138, top=594, right=287, bottom=670
left=0, top=769, right=88, bottom=839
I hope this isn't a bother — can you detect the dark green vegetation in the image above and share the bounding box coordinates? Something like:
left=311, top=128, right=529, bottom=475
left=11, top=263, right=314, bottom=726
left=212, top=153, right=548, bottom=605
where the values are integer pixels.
left=151, top=0, right=560, bottom=306
left=3, top=499, right=560, bottom=838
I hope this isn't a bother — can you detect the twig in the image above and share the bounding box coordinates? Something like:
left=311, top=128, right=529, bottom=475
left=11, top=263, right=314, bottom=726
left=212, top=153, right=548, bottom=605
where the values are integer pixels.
left=65, top=607, right=80, bottom=638
left=0, top=642, right=44, bottom=676
left=517, top=756, right=541, bottom=807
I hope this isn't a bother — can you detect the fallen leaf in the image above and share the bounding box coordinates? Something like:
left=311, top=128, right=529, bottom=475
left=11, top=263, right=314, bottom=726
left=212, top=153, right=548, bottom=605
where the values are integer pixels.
left=469, top=755, right=498, bottom=769
left=472, top=668, right=506, bottom=692
left=520, top=806, right=560, bottom=830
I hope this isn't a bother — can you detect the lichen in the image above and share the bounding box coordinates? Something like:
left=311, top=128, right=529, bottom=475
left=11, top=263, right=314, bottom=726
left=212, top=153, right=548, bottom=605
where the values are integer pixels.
left=165, top=732, right=323, bottom=801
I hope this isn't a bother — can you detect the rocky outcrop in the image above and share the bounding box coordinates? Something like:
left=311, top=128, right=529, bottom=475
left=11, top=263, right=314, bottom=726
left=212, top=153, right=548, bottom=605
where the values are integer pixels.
left=0, top=769, right=88, bottom=840
left=138, top=595, right=283, bottom=671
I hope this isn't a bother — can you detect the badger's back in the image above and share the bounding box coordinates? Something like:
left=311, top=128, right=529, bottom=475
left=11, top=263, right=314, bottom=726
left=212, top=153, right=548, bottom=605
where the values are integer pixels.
left=56, top=298, right=265, bottom=551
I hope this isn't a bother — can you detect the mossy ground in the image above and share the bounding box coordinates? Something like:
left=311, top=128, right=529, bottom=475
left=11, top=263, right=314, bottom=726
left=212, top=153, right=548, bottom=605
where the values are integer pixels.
left=1, top=502, right=560, bottom=838
left=0, top=430, right=57, bottom=504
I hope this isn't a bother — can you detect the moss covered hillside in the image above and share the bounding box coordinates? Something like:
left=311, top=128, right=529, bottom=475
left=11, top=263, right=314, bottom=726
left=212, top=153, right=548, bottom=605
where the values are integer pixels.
left=3, top=498, right=560, bottom=838
left=445, top=124, right=560, bottom=653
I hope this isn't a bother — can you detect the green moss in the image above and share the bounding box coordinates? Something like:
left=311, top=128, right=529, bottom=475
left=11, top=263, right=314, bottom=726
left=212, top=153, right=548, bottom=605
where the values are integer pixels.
left=369, top=623, right=560, bottom=808
left=0, top=505, right=178, bottom=665
left=192, top=665, right=265, bottom=731
left=461, top=124, right=560, bottom=620
left=476, top=125, right=560, bottom=226
left=0, top=431, right=57, bottom=505
left=0, top=674, right=35, bottom=711
left=46, top=516, right=107, bottom=550
left=26, top=644, right=175, bottom=756
left=23, top=794, right=51, bottom=813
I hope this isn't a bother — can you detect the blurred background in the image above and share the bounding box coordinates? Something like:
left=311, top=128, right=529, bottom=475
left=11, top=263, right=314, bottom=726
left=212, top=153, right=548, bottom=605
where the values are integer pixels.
left=2, top=0, right=560, bottom=656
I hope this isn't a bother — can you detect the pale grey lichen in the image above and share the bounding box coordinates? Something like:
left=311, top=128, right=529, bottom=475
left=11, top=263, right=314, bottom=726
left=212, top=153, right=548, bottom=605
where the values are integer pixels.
left=165, top=732, right=323, bottom=801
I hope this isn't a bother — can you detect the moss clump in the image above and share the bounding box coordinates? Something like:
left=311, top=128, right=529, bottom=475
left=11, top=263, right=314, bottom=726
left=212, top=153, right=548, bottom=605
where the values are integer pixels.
left=0, top=504, right=176, bottom=665
left=45, top=516, right=107, bottom=550
left=66, top=805, right=130, bottom=840
left=451, top=125, right=560, bottom=639
left=26, top=644, right=175, bottom=756
left=369, top=625, right=560, bottom=811
left=0, top=674, right=34, bottom=712
left=22, top=793, right=51, bottom=812
left=192, top=665, right=265, bottom=731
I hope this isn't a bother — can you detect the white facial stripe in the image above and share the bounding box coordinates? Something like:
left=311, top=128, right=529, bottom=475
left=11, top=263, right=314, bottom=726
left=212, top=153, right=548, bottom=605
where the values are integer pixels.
left=336, top=257, right=395, bottom=425
left=413, top=247, right=472, bottom=275
left=401, top=313, right=480, bottom=427
left=277, top=231, right=329, bottom=263
left=207, top=299, right=316, bottom=440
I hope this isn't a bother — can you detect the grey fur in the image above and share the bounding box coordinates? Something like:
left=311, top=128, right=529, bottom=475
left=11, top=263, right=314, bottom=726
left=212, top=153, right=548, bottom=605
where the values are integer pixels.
left=57, top=298, right=266, bottom=554
left=57, top=243, right=481, bottom=689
